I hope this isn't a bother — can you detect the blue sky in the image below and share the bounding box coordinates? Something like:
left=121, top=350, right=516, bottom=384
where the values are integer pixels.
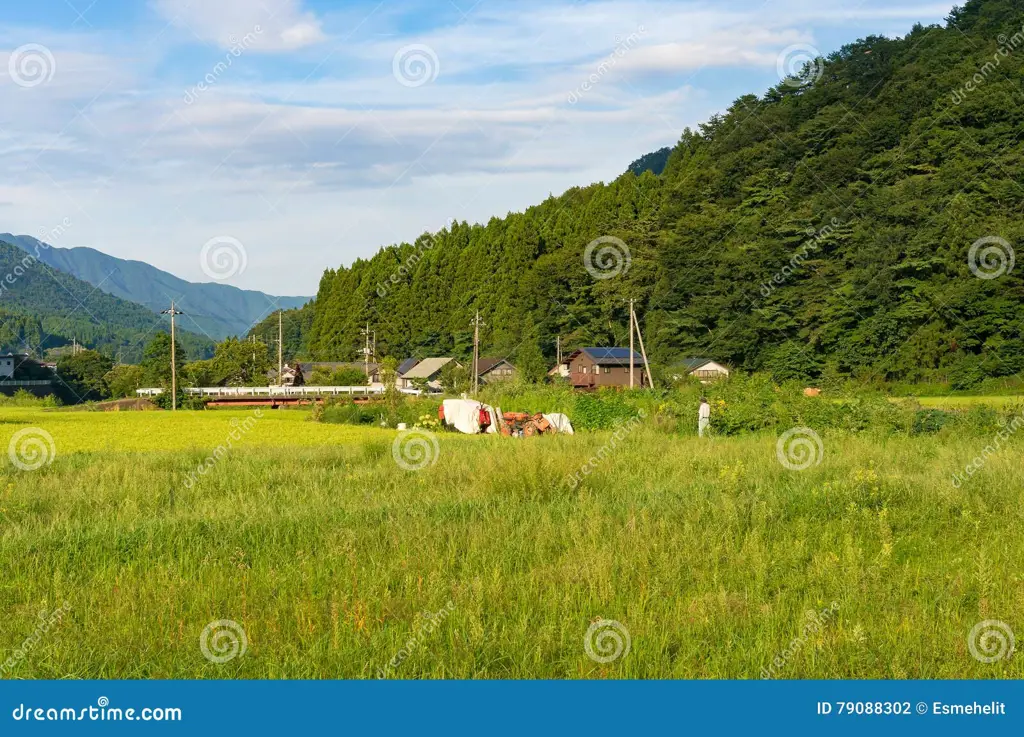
left=0, top=0, right=956, bottom=295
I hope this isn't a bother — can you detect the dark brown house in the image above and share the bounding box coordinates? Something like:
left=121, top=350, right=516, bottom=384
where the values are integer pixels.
left=565, top=348, right=646, bottom=389
left=476, top=357, right=517, bottom=384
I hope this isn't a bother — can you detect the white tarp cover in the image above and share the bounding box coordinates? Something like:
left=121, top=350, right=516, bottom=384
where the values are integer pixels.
left=542, top=413, right=574, bottom=435
left=442, top=399, right=498, bottom=434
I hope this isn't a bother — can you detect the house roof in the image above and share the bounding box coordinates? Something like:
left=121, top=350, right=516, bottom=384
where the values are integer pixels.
left=672, top=357, right=720, bottom=372
left=396, top=357, right=420, bottom=376
left=402, top=357, right=455, bottom=379
left=567, top=347, right=643, bottom=367
left=476, top=357, right=513, bottom=375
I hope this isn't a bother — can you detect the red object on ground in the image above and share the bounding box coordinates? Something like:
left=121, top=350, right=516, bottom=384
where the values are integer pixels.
left=438, top=404, right=446, bottom=422
left=478, top=406, right=491, bottom=428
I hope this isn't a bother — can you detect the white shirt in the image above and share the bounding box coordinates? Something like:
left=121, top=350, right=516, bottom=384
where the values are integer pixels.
left=698, top=403, right=711, bottom=419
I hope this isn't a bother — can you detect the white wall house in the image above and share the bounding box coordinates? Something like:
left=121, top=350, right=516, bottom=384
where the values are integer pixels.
left=0, top=354, right=17, bottom=379
left=670, top=358, right=730, bottom=383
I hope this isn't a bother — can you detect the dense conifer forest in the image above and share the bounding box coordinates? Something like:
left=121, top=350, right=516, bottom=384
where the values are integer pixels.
left=257, top=0, right=1024, bottom=387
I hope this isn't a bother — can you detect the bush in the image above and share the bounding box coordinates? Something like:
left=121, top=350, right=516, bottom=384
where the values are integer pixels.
left=315, top=398, right=440, bottom=428
left=0, top=389, right=61, bottom=408
left=150, top=390, right=207, bottom=410
left=911, top=408, right=950, bottom=435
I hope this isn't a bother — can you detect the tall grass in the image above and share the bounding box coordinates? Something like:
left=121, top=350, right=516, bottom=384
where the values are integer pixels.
left=0, top=408, right=1020, bottom=679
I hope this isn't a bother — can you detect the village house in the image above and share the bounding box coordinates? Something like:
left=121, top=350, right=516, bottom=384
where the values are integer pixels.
left=476, top=357, right=516, bottom=384
left=547, top=361, right=570, bottom=379
left=564, top=348, right=646, bottom=389
left=0, top=353, right=21, bottom=379
left=279, top=364, right=303, bottom=386
left=669, top=358, right=730, bottom=383
left=398, top=357, right=459, bottom=391
left=396, top=357, right=420, bottom=378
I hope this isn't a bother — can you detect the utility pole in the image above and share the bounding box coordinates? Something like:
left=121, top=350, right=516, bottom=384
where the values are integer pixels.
left=470, top=311, right=485, bottom=395
left=631, top=304, right=655, bottom=390
left=361, top=323, right=372, bottom=379
left=556, top=334, right=561, bottom=366
left=161, top=301, right=183, bottom=410
left=278, top=310, right=283, bottom=386
left=629, top=298, right=635, bottom=389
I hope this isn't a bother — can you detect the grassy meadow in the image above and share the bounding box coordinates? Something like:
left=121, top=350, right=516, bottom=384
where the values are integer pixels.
left=912, top=395, right=1024, bottom=408
left=0, top=404, right=1021, bottom=679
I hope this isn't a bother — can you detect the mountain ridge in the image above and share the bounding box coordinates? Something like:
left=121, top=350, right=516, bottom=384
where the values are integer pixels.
left=1, top=234, right=311, bottom=340
left=0, top=239, right=213, bottom=362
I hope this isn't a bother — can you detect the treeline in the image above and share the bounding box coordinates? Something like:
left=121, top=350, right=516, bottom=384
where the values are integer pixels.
left=56, top=334, right=278, bottom=404
left=271, top=0, right=1024, bottom=388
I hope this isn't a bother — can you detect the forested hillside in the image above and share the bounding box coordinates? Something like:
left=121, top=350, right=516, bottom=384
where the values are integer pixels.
left=295, top=0, right=1024, bottom=386
left=247, top=301, right=315, bottom=363
left=627, top=147, right=672, bottom=176
left=0, top=240, right=213, bottom=362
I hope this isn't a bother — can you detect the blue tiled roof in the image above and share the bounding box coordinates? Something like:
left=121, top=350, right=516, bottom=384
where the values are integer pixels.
left=584, top=347, right=640, bottom=360
left=577, top=347, right=642, bottom=365
left=396, top=357, right=420, bottom=375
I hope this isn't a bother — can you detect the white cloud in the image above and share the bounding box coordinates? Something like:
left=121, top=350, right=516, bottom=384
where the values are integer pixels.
left=0, top=0, right=956, bottom=293
left=152, top=0, right=326, bottom=51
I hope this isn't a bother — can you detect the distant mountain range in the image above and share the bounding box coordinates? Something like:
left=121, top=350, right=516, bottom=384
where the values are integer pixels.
left=1, top=234, right=311, bottom=340
left=0, top=239, right=214, bottom=362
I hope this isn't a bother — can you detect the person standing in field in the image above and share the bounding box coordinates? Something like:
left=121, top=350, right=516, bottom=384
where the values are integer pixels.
left=698, top=397, right=711, bottom=437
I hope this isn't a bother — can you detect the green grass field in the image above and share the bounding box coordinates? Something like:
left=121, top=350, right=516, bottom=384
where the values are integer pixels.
left=911, top=395, right=1024, bottom=408
left=0, top=406, right=1021, bottom=679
